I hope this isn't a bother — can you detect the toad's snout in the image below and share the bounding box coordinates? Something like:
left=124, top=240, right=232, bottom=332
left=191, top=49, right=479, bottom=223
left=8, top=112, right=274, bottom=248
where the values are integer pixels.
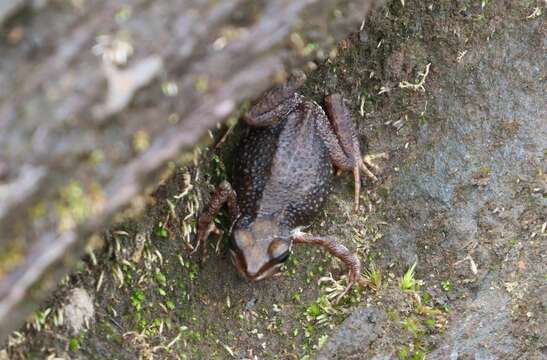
left=229, top=250, right=282, bottom=282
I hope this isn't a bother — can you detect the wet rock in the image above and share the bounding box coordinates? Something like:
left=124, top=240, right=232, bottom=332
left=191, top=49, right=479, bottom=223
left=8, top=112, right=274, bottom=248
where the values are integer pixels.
left=62, top=288, right=94, bottom=335
left=381, top=223, right=417, bottom=267
left=331, top=18, right=545, bottom=359
left=378, top=21, right=545, bottom=273
left=384, top=19, right=544, bottom=357
left=431, top=280, right=515, bottom=359
left=315, top=307, right=387, bottom=360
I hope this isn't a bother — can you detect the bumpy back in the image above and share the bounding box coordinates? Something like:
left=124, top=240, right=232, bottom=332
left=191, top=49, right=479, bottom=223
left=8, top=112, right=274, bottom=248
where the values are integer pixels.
left=231, top=120, right=286, bottom=227
left=233, top=103, right=334, bottom=229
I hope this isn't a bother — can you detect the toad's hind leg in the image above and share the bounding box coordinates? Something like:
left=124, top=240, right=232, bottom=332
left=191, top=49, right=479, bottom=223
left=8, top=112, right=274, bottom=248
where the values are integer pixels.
left=316, top=94, right=388, bottom=211
left=291, top=232, right=363, bottom=302
left=243, top=70, right=306, bottom=127
left=195, top=181, right=239, bottom=259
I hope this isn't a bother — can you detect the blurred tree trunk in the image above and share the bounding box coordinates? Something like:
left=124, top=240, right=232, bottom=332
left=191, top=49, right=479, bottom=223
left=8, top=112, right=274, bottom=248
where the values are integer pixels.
left=0, top=0, right=372, bottom=340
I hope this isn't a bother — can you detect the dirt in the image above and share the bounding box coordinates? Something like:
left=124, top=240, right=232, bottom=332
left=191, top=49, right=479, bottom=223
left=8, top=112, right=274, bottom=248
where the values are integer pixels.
left=2, top=1, right=545, bottom=359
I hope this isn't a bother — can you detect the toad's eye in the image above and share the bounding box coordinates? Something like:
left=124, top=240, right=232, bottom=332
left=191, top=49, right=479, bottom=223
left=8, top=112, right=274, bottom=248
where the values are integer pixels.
left=269, top=238, right=290, bottom=263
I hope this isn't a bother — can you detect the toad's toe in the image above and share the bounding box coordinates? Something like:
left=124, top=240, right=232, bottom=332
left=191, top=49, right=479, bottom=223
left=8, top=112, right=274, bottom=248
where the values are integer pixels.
left=361, top=152, right=389, bottom=181
left=353, top=152, right=389, bottom=211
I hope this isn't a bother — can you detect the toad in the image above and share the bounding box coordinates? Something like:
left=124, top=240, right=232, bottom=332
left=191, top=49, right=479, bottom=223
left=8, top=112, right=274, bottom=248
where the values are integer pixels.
left=195, top=71, right=386, bottom=298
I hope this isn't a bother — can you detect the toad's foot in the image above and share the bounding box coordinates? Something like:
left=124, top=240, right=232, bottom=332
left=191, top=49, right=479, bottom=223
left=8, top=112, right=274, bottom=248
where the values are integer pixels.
left=194, top=180, right=239, bottom=261
left=319, top=273, right=366, bottom=304
left=192, top=222, right=220, bottom=260
left=291, top=232, right=363, bottom=303
left=359, top=152, right=389, bottom=182
left=353, top=152, right=389, bottom=211
left=335, top=278, right=357, bottom=304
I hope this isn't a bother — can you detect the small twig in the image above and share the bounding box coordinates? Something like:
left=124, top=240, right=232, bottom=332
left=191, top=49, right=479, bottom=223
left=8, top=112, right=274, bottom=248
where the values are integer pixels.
left=399, top=63, right=431, bottom=92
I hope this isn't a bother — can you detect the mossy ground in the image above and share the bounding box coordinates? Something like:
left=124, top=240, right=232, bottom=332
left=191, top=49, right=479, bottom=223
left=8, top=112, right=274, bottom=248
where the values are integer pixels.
left=2, top=1, right=544, bottom=359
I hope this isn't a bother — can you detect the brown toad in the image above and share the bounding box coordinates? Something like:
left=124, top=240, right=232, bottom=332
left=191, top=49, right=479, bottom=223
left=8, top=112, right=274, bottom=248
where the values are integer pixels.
left=196, top=71, right=386, bottom=298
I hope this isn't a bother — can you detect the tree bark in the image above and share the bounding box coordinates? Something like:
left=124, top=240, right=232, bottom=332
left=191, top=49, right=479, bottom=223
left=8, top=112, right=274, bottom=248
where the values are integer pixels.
left=0, top=0, right=372, bottom=341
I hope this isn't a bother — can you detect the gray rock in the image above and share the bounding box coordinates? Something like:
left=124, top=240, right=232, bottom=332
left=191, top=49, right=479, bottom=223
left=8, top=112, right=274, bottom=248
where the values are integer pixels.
left=430, top=280, right=515, bottom=359
left=315, top=307, right=387, bottom=360
left=381, top=223, right=417, bottom=267
left=385, top=19, right=545, bottom=259
left=62, top=288, right=94, bottom=335
left=0, top=0, right=26, bottom=27
left=386, top=20, right=544, bottom=358
left=325, top=18, right=546, bottom=360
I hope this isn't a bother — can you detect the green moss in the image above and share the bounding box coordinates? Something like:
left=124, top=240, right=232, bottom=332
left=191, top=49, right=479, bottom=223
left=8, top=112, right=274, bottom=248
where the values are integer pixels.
left=154, top=222, right=169, bottom=238
left=441, top=280, right=453, bottom=292
left=131, top=289, right=145, bottom=311
left=28, top=201, right=47, bottom=220
left=69, top=338, right=80, bottom=352
left=307, top=302, right=322, bottom=318
left=478, top=166, right=492, bottom=177
left=399, top=346, right=426, bottom=360
left=402, top=317, right=424, bottom=337
left=98, top=321, right=123, bottom=345
left=0, top=239, right=25, bottom=276
left=55, top=181, right=96, bottom=231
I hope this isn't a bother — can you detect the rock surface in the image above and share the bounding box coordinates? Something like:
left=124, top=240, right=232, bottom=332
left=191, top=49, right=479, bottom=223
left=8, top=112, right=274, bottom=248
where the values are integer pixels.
left=315, top=307, right=387, bottom=360
left=62, top=288, right=95, bottom=335
left=318, top=7, right=546, bottom=359
left=0, top=0, right=372, bottom=341
left=1, top=1, right=545, bottom=359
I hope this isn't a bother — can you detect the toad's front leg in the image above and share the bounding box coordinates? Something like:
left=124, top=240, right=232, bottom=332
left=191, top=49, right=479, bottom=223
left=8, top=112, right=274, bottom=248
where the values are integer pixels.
left=195, top=180, right=239, bottom=259
left=290, top=231, right=362, bottom=302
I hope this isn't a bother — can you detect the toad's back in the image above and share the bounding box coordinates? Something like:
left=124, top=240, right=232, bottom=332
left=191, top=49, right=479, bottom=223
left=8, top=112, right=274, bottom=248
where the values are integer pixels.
left=232, top=102, right=334, bottom=229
